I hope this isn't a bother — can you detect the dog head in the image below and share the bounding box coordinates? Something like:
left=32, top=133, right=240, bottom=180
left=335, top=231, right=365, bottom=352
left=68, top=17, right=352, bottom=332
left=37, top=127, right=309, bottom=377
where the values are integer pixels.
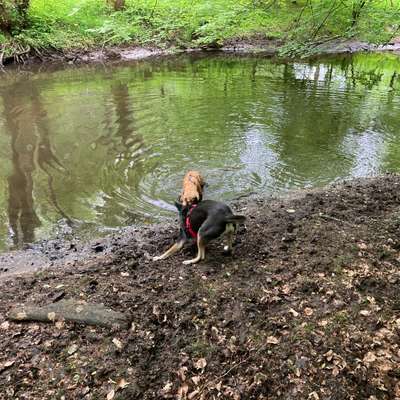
left=179, top=170, right=205, bottom=206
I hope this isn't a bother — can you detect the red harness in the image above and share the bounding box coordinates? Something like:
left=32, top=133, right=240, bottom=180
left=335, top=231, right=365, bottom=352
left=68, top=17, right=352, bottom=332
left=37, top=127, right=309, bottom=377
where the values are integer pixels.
left=185, top=204, right=198, bottom=239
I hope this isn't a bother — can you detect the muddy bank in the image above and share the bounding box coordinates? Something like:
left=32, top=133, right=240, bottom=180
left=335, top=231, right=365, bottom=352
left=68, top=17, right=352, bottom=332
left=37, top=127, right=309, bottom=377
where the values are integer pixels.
left=0, top=223, right=168, bottom=278
left=221, top=36, right=400, bottom=56
left=34, top=37, right=400, bottom=63
left=1, top=175, right=400, bottom=399
left=3, top=36, right=400, bottom=66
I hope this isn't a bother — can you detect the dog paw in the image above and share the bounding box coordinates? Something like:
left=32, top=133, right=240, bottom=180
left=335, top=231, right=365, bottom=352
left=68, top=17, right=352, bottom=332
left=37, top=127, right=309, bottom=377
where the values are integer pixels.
left=223, top=245, right=232, bottom=255
left=183, top=259, right=197, bottom=265
left=153, top=256, right=162, bottom=261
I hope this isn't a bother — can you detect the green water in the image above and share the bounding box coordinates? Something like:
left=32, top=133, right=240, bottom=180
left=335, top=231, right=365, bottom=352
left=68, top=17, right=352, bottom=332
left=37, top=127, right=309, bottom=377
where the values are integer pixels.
left=0, top=52, right=400, bottom=251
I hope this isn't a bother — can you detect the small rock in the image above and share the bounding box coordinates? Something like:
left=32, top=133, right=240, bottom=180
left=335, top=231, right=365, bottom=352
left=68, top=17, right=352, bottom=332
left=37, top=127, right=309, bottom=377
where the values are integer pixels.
left=67, top=344, right=78, bottom=355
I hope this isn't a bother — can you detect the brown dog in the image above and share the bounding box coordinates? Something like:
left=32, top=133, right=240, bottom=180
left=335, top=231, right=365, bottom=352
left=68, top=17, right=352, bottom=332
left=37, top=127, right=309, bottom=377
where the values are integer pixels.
left=179, top=170, right=205, bottom=206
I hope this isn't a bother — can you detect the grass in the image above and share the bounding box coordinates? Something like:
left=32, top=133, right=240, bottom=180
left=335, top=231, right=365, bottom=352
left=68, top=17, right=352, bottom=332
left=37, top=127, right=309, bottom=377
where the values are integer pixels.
left=1, top=0, right=400, bottom=61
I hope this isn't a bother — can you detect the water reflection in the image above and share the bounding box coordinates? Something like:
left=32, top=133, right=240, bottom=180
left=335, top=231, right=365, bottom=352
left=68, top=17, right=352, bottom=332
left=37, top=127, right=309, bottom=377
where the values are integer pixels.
left=0, top=53, right=399, bottom=251
left=3, top=78, right=68, bottom=247
left=95, top=80, right=146, bottom=224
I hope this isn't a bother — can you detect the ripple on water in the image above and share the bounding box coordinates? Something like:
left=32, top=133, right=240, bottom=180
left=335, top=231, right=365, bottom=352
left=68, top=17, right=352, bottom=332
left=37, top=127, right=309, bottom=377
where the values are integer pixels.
left=0, top=53, right=400, bottom=250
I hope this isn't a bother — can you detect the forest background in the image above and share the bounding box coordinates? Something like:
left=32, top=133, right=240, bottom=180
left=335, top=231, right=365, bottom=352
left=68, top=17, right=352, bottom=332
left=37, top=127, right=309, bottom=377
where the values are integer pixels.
left=0, top=0, right=399, bottom=62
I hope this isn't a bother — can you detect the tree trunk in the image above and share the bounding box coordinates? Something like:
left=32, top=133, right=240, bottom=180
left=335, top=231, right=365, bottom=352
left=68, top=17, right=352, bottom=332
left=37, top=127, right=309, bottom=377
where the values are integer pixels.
left=351, top=0, right=367, bottom=27
left=0, top=0, right=30, bottom=34
left=16, top=0, right=30, bottom=27
left=0, top=3, right=12, bottom=33
left=108, top=0, right=125, bottom=11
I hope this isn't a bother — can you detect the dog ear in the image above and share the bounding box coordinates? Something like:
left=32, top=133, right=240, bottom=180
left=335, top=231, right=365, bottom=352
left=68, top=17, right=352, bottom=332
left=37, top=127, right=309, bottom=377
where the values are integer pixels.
left=174, top=201, right=183, bottom=211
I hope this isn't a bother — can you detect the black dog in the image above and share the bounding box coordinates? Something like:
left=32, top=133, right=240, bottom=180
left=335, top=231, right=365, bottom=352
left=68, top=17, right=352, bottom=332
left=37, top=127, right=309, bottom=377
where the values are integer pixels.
left=153, top=200, right=245, bottom=265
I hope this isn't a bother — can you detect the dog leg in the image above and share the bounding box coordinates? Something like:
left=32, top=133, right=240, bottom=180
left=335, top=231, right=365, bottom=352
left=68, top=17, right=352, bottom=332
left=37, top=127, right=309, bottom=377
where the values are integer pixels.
left=153, top=239, right=185, bottom=261
left=223, top=223, right=235, bottom=254
left=183, top=235, right=205, bottom=265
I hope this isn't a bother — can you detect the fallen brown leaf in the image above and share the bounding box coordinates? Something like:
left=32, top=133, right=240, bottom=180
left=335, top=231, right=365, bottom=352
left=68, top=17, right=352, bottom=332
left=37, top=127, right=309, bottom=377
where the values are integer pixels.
left=304, top=307, right=314, bottom=316
left=67, top=344, right=78, bottom=355
left=177, top=383, right=189, bottom=399
left=112, top=338, right=123, bottom=350
left=188, top=390, right=200, bottom=399
left=117, top=378, right=129, bottom=390
left=266, top=336, right=279, bottom=345
left=191, top=376, right=201, bottom=385
left=363, top=352, right=376, bottom=364
left=194, top=358, right=207, bottom=370
left=177, top=366, right=188, bottom=381
left=289, top=308, right=299, bottom=317
left=0, top=321, right=10, bottom=330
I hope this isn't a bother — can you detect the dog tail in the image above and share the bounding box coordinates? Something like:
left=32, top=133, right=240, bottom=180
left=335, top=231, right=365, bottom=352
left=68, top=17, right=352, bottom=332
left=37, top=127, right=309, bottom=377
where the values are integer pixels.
left=225, top=215, right=246, bottom=224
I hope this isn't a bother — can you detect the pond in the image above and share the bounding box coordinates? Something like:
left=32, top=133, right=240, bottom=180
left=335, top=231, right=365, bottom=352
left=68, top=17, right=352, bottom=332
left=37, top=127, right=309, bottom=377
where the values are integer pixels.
left=0, top=52, right=400, bottom=252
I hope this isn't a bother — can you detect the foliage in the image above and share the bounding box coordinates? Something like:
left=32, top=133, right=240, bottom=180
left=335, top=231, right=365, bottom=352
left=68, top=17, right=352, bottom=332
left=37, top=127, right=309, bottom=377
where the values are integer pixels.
left=0, top=0, right=399, bottom=60
left=279, top=0, right=400, bottom=56
left=0, top=0, right=30, bottom=34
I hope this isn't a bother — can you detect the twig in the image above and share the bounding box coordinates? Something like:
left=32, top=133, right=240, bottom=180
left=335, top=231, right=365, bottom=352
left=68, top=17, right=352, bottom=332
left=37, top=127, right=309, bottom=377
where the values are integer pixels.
left=384, top=24, right=400, bottom=46
left=312, top=0, right=339, bottom=39
left=317, top=213, right=356, bottom=227
left=258, top=0, right=278, bottom=12
left=309, top=34, right=341, bottom=47
left=0, top=48, right=4, bottom=69
left=149, top=0, right=158, bottom=19
left=287, top=0, right=310, bottom=34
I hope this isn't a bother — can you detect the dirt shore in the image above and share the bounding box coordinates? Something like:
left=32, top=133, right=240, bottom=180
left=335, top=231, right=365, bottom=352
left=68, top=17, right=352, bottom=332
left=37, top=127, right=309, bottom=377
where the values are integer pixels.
left=2, top=36, right=400, bottom=66
left=1, top=175, right=400, bottom=399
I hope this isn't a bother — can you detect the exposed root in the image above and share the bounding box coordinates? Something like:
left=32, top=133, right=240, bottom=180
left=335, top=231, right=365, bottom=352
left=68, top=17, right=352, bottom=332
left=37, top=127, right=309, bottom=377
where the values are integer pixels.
left=0, top=48, right=4, bottom=69
left=0, top=41, right=31, bottom=66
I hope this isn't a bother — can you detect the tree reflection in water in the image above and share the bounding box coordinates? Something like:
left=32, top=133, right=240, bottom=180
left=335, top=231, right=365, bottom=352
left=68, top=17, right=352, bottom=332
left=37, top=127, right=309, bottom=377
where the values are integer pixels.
left=2, top=77, right=69, bottom=248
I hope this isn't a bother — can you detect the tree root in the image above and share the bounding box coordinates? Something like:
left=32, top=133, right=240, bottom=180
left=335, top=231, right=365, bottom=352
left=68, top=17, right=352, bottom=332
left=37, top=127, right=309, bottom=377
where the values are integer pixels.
left=0, top=41, right=31, bottom=66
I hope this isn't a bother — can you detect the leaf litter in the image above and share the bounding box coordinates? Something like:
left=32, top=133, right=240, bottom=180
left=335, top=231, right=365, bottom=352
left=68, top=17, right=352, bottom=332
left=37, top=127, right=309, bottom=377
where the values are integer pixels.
left=0, top=176, right=400, bottom=398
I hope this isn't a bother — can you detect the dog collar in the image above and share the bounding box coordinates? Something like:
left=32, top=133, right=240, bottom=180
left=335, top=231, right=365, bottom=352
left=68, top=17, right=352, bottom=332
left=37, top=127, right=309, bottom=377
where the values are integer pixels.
left=185, top=204, right=198, bottom=239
